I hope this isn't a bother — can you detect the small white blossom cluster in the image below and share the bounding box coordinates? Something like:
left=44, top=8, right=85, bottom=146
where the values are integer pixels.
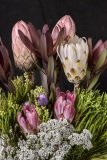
left=0, top=136, right=4, bottom=156
left=0, top=119, right=93, bottom=160
left=0, top=136, right=16, bottom=160
left=68, top=129, right=93, bottom=150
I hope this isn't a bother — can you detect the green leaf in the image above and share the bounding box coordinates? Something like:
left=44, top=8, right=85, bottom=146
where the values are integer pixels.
left=87, top=74, right=100, bottom=91
left=49, top=83, right=56, bottom=103
left=94, top=49, right=107, bottom=71
left=47, top=56, right=54, bottom=84
left=53, top=69, right=57, bottom=84
left=40, top=71, right=48, bottom=94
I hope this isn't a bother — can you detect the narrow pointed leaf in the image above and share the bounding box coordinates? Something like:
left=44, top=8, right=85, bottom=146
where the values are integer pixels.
left=28, top=22, right=40, bottom=48
left=54, top=27, right=65, bottom=50
left=0, top=64, right=7, bottom=82
left=47, top=56, right=54, bottom=83
left=40, top=71, right=48, bottom=94
left=87, top=74, right=100, bottom=91
left=18, top=30, right=39, bottom=56
left=53, top=69, right=57, bottom=84
left=87, top=38, right=93, bottom=65
left=45, top=31, right=53, bottom=56
left=49, top=83, right=56, bottom=103
left=0, top=51, right=4, bottom=67
left=40, top=34, right=48, bottom=62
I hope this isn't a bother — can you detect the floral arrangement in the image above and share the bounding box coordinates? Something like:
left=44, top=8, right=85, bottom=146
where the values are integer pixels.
left=0, top=15, right=107, bottom=160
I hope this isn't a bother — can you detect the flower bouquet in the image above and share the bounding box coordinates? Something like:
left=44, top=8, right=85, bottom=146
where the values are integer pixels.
left=0, top=15, right=107, bottom=160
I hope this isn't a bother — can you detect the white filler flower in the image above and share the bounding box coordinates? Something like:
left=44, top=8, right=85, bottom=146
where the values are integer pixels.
left=0, top=120, right=93, bottom=160
left=57, top=35, right=89, bottom=83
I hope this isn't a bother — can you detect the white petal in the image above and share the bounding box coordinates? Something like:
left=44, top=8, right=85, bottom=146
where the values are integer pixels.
left=59, top=45, right=65, bottom=62
left=63, top=44, right=68, bottom=58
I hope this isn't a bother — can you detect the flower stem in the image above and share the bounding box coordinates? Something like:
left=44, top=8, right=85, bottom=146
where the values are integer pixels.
left=74, top=83, right=79, bottom=95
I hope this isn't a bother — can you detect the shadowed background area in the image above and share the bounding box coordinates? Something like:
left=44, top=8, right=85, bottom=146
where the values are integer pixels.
left=0, top=0, right=107, bottom=91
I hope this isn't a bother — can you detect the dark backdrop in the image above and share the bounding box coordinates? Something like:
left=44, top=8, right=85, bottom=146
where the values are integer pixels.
left=0, top=0, right=107, bottom=91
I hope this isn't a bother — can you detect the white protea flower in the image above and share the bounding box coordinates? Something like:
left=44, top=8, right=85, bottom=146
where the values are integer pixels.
left=57, top=35, right=89, bottom=83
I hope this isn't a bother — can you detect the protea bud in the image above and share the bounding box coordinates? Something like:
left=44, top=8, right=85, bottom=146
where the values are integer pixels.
left=52, top=15, right=76, bottom=45
left=85, top=39, right=107, bottom=91
left=0, top=39, right=12, bottom=91
left=92, top=40, right=107, bottom=66
left=57, top=35, right=89, bottom=83
left=12, top=21, right=36, bottom=71
left=54, top=90, right=75, bottom=122
left=17, top=102, right=40, bottom=134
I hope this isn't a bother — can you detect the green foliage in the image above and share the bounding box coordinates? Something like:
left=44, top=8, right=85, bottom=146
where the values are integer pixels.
left=74, top=89, right=107, bottom=159
left=0, top=89, right=21, bottom=142
left=64, top=146, right=89, bottom=160
left=28, top=86, right=51, bottom=122
left=12, top=72, right=33, bottom=103
left=0, top=73, right=51, bottom=142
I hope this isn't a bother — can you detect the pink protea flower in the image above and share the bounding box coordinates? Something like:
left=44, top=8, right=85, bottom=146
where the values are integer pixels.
left=93, top=40, right=107, bottom=65
left=17, top=102, right=40, bottom=134
left=12, top=21, right=36, bottom=70
left=54, top=89, right=76, bottom=123
left=52, top=15, right=76, bottom=44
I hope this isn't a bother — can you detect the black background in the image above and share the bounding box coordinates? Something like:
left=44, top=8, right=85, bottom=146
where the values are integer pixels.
left=0, top=0, right=107, bottom=91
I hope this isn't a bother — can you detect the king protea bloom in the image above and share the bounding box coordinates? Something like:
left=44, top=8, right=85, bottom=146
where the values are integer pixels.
left=54, top=90, right=76, bottom=122
left=17, top=102, right=40, bottom=134
left=12, top=21, right=36, bottom=70
left=57, top=35, right=89, bottom=83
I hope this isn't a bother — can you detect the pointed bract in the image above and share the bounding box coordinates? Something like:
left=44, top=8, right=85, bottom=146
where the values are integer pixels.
left=52, top=15, right=76, bottom=44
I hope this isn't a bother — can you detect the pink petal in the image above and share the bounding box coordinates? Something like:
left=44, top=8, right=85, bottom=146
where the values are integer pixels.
left=54, top=96, right=64, bottom=118
left=93, top=40, right=105, bottom=64
left=23, top=102, right=39, bottom=130
left=52, top=15, right=76, bottom=44
left=42, top=24, right=49, bottom=34
left=64, top=104, right=75, bottom=122
left=66, top=91, right=75, bottom=105
left=56, top=87, right=66, bottom=98
left=93, top=40, right=103, bottom=52
left=104, top=41, right=107, bottom=48
left=17, top=113, right=29, bottom=133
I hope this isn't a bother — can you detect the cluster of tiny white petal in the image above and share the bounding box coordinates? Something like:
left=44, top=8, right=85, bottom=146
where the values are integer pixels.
left=0, top=119, right=93, bottom=160
left=0, top=136, right=4, bottom=157
left=68, top=129, right=93, bottom=150
left=0, top=136, right=15, bottom=160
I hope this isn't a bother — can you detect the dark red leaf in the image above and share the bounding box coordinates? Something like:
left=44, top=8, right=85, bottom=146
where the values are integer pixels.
left=18, top=30, right=40, bottom=57
left=0, top=64, right=7, bottom=82
left=28, top=22, right=40, bottom=48
left=45, top=31, right=54, bottom=56
left=0, top=50, right=4, bottom=67
left=54, top=27, right=65, bottom=51
left=87, top=38, right=93, bottom=66
left=40, top=34, right=48, bottom=62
